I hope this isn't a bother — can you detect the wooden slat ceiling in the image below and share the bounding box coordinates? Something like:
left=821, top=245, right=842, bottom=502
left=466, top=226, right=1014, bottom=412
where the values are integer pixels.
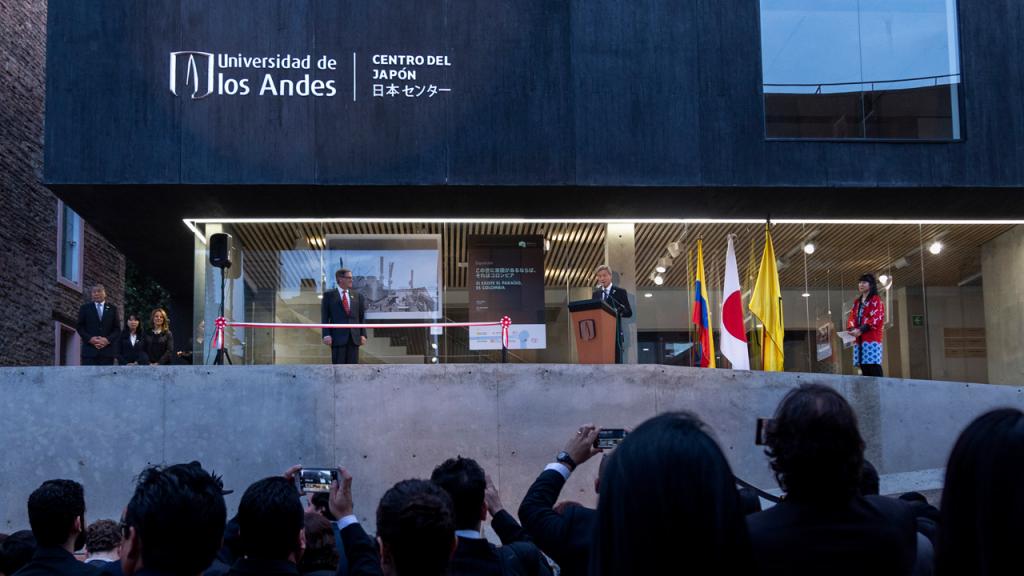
left=229, top=222, right=1013, bottom=292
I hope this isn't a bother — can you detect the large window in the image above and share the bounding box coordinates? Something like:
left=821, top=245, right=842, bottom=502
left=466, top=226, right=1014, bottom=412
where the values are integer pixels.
left=57, top=202, right=83, bottom=287
left=760, top=0, right=962, bottom=140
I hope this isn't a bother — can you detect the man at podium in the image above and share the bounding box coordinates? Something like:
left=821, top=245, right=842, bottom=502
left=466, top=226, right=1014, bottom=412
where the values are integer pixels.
left=593, top=264, right=633, bottom=363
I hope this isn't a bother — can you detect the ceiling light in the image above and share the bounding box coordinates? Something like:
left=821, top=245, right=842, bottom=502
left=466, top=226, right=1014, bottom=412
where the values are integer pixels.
left=654, top=275, right=665, bottom=286
left=666, top=242, right=681, bottom=258
left=878, top=274, right=891, bottom=288
left=655, top=256, right=671, bottom=273
left=803, top=242, right=815, bottom=255
left=801, top=292, right=810, bottom=298
left=643, top=292, right=653, bottom=298
left=928, top=241, right=943, bottom=255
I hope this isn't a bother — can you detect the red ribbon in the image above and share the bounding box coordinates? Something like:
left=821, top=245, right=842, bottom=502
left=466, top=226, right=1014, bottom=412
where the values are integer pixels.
left=210, top=315, right=514, bottom=353
left=500, top=316, right=511, bottom=349
left=211, top=316, right=227, bottom=350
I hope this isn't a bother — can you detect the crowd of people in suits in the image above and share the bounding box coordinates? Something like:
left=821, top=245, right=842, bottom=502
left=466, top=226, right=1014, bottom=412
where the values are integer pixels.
left=2, top=385, right=1021, bottom=576
left=75, top=284, right=188, bottom=366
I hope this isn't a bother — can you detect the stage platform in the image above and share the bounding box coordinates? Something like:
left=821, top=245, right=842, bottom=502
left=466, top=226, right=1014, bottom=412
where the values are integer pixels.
left=1, top=364, right=1021, bottom=533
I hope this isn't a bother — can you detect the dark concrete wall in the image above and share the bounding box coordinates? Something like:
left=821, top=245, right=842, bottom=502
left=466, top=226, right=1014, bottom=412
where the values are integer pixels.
left=43, top=0, right=1024, bottom=189
left=0, top=0, right=125, bottom=366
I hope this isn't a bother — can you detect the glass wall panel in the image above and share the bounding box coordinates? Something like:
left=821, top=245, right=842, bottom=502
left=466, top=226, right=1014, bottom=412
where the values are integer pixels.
left=187, top=219, right=1017, bottom=384
left=760, top=0, right=961, bottom=140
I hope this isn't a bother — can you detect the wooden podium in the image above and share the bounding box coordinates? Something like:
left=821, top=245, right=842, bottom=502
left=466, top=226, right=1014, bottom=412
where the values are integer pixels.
left=568, top=299, right=618, bottom=364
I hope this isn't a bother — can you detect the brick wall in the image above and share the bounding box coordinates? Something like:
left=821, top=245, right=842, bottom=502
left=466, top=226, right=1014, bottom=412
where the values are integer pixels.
left=0, top=0, right=125, bottom=365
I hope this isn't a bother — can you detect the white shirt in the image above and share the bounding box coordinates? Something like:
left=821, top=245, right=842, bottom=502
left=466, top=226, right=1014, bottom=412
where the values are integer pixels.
left=129, top=333, right=138, bottom=346
left=600, top=284, right=613, bottom=300
left=544, top=462, right=572, bottom=480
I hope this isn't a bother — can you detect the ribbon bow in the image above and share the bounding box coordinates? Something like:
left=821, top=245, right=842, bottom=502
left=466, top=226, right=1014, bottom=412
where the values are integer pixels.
left=500, top=316, right=512, bottom=349
left=212, top=316, right=227, bottom=350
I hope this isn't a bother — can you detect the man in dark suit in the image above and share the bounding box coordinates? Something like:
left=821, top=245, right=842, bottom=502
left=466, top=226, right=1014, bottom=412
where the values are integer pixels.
left=120, top=462, right=227, bottom=576
left=76, top=284, right=120, bottom=366
left=13, top=479, right=103, bottom=576
left=226, top=477, right=303, bottom=576
left=591, top=265, right=632, bottom=364
left=430, top=457, right=552, bottom=576
left=328, top=469, right=453, bottom=576
left=321, top=269, right=367, bottom=364
left=746, top=384, right=919, bottom=575
left=518, top=425, right=603, bottom=576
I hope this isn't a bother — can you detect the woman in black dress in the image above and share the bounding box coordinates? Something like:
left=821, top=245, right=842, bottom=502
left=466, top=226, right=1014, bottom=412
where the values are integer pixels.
left=118, top=313, right=148, bottom=365
left=144, top=308, right=174, bottom=365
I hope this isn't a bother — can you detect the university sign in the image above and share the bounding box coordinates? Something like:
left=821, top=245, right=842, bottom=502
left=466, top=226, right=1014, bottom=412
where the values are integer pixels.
left=169, top=51, right=341, bottom=99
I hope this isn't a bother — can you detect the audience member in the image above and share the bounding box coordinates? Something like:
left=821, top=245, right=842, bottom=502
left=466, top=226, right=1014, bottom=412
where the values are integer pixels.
left=0, top=531, right=36, bottom=576
left=118, top=314, right=148, bottom=365
left=299, top=514, right=337, bottom=576
left=328, top=469, right=455, bottom=576
left=859, top=459, right=880, bottom=496
left=517, top=425, right=601, bottom=576
left=83, top=519, right=120, bottom=566
left=747, top=384, right=918, bottom=575
left=229, top=476, right=305, bottom=576
left=144, top=308, right=174, bottom=365
left=14, top=479, right=100, bottom=576
left=591, top=412, right=753, bottom=576
left=936, top=408, right=1024, bottom=576
left=430, top=457, right=551, bottom=576
left=120, top=462, right=227, bottom=576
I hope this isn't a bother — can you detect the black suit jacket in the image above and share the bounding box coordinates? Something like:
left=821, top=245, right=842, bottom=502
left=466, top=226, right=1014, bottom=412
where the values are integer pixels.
left=118, top=331, right=148, bottom=365
left=77, top=302, right=121, bottom=359
left=321, top=289, right=367, bottom=346
left=228, top=558, right=300, bottom=576
left=746, top=495, right=918, bottom=576
left=337, top=523, right=383, bottom=576
left=449, top=537, right=552, bottom=576
left=517, top=470, right=597, bottom=576
left=12, top=546, right=105, bottom=576
left=592, top=286, right=632, bottom=319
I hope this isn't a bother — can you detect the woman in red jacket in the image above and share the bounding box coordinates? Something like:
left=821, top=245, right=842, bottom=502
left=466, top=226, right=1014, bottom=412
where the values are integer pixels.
left=847, top=274, right=885, bottom=377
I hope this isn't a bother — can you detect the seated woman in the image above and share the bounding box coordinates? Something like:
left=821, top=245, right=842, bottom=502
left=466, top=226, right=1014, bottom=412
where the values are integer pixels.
left=144, top=308, right=174, bottom=365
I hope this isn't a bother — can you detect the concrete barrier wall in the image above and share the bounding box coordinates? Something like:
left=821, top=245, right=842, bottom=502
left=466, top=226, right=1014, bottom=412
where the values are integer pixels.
left=1, top=365, right=1022, bottom=534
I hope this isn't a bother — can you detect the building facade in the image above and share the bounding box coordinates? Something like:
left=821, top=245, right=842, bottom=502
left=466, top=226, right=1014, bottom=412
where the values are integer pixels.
left=0, top=0, right=125, bottom=366
left=27, top=0, right=1024, bottom=382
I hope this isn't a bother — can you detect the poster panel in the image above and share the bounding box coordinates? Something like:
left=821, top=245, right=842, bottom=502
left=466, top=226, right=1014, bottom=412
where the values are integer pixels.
left=467, top=235, right=546, bottom=350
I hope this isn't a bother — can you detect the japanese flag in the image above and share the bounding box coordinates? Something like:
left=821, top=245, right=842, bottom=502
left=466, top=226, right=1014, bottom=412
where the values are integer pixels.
left=720, top=235, right=750, bottom=370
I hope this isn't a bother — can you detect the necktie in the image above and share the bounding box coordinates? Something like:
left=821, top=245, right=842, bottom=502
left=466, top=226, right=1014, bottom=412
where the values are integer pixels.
left=342, top=290, right=351, bottom=314
left=602, top=289, right=608, bottom=301
left=96, top=303, right=103, bottom=320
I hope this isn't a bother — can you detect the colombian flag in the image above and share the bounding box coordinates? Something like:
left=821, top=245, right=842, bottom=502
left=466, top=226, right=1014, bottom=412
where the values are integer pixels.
left=692, top=239, right=716, bottom=368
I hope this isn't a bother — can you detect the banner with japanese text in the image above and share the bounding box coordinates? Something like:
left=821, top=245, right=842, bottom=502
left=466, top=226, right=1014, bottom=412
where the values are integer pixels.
left=468, top=235, right=546, bottom=350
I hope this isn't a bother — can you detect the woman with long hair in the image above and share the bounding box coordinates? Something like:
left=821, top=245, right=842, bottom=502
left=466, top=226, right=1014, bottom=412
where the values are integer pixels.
left=937, top=408, right=1024, bottom=576
left=591, top=412, right=753, bottom=575
left=847, top=273, right=885, bottom=377
left=144, top=308, right=174, bottom=365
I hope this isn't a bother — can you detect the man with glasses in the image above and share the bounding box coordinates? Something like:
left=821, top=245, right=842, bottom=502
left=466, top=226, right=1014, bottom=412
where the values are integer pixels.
left=321, top=268, right=368, bottom=364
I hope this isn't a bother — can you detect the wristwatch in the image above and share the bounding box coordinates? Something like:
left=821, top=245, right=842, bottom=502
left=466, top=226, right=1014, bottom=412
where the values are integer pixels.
left=555, top=451, right=577, bottom=471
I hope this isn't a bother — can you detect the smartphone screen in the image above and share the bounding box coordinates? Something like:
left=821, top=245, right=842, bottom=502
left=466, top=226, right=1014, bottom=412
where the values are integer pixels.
left=594, top=429, right=628, bottom=449
left=298, top=468, right=338, bottom=493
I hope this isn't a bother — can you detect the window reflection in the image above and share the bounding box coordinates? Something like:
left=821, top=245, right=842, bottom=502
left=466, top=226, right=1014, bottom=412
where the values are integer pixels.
left=760, top=0, right=961, bottom=140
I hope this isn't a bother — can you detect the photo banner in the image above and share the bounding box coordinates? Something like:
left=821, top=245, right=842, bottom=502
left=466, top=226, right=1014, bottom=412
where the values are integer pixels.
left=468, top=235, right=546, bottom=350
left=325, top=235, right=442, bottom=320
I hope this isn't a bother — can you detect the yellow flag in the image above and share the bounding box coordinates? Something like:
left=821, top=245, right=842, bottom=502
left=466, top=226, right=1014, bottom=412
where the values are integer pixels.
left=749, top=224, right=784, bottom=371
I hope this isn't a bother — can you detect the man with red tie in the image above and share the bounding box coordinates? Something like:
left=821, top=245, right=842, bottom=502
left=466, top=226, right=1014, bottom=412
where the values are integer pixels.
left=321, top=268, right=368, bottom=364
